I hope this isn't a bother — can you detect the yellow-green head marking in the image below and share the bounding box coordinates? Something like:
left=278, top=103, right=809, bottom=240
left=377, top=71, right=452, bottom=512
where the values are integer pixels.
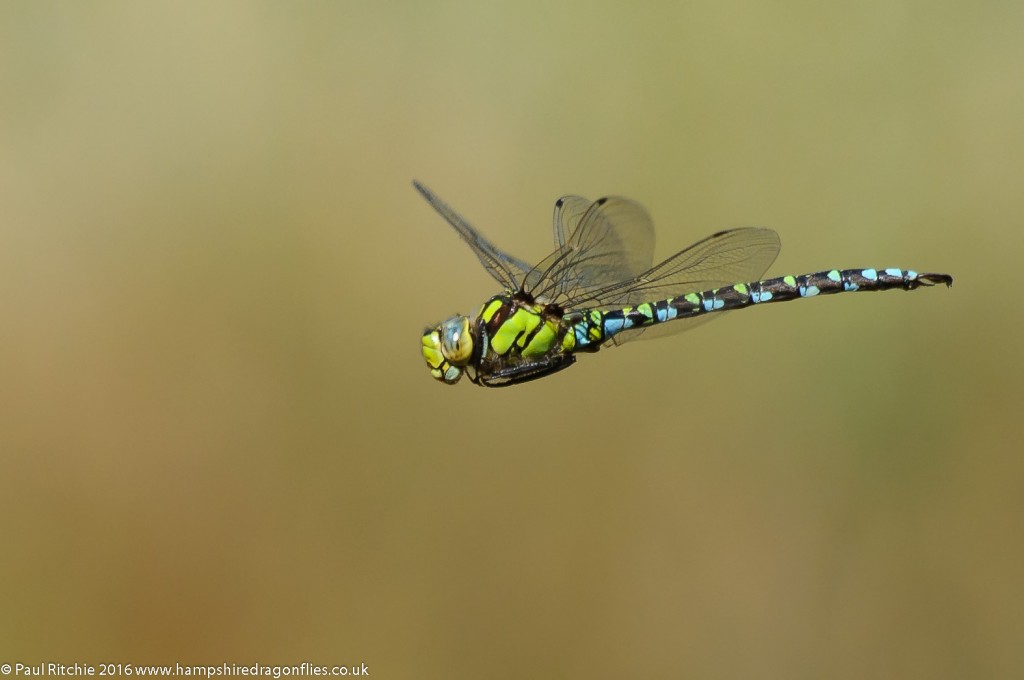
left=421, top=315, right=474, bottom=385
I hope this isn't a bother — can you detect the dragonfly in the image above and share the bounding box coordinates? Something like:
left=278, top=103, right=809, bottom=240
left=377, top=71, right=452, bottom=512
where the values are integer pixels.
left=416, top=181, right=952, bottom=387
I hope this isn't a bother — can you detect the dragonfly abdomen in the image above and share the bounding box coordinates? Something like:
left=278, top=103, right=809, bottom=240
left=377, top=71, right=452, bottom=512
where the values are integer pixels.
left=746, top=267, right=952, bottom=303
left=566, top=268, right=952, bottom=348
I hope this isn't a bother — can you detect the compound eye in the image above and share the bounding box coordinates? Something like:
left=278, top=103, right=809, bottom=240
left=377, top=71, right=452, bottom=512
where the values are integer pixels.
left=440, top=316, right=473, bottom=364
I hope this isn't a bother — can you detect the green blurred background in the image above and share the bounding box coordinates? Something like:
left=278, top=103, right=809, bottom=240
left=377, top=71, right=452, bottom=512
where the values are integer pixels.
left=1, top=1, right=1020, bottom=677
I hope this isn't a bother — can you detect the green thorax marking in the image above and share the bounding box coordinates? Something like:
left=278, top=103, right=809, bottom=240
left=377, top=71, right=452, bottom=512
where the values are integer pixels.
left=479, top=294, right=563, bottom=358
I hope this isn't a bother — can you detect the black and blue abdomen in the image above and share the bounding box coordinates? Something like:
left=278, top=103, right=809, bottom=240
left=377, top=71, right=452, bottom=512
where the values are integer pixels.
left=562, top=268, right=952, bottom=348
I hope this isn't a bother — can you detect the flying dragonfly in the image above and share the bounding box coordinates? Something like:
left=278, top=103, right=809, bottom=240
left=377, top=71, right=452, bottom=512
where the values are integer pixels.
left=416, top=181, right=952, bottom=387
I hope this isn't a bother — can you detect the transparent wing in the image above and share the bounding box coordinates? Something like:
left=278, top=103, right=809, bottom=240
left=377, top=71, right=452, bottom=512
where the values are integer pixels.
left=552, top=195, right=593, bottom=250
left=567, top=227, right=782, bottom=345
left=413, top=181, right=532, bottom=291
left=570, top=227, right=781, bottom=307
left=525, top=196, right=656, bottom=303
left=415, top=182, right=781, bottom=346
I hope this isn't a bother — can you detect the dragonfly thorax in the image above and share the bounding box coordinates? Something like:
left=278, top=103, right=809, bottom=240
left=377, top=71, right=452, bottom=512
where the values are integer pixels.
left=421, top=314, right=474, bottom=384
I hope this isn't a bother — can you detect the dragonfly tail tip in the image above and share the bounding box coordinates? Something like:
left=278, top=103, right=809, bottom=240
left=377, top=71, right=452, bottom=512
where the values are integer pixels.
left=923, top=273, right=954, bottom=288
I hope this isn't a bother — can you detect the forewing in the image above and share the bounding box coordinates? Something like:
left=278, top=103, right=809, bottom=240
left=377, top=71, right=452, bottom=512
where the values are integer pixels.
left=413, top=181, right=532, bottom=290
left=525, top=196, right=656, bottom=303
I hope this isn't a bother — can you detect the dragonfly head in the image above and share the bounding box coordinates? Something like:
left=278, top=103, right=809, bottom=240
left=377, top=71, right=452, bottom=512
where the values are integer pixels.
left=421, top=315, right=474, bottom=384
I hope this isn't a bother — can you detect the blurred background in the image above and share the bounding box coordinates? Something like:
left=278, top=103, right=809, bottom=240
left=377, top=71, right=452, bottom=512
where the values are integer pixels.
left=1, top=1, right=1020, bottom=677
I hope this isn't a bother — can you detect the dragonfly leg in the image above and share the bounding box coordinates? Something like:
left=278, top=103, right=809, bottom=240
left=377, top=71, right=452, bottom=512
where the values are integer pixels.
left=480, top=354, right=576, bottom=387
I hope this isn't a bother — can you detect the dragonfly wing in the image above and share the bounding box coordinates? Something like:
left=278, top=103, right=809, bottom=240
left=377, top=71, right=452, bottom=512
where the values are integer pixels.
left=573, top=227, right=783, bottom=345
left=413, top=181, right=532, bottom=290
left=551, top=195, right=593, bottom=250
left=525, top=196, right=656, bottom=304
